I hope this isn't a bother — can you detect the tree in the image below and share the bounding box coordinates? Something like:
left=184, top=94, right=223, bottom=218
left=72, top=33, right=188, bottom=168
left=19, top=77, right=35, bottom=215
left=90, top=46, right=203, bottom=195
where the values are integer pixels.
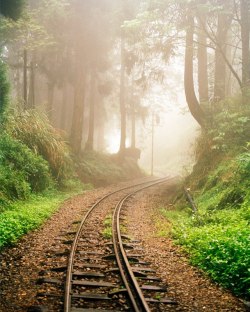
left=213, top=2, right=233, bottom=102
left=0, top=0, right=25, bottom=20
left=85, top=71, right=97, bottom=152
left=196, top=2, right=209, bottom=105
left=184, top=9, right=205, bottom=127
left=0, top=60, right=9, bottom=122
left=0, top=0, right=25, bottom=122
left=240, top=0, right=250, bottom=103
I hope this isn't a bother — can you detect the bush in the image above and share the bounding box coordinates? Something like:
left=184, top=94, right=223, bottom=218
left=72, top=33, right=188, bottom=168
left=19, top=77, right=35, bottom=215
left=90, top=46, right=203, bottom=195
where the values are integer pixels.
left=174, top=224, right=250, bottom=298
left=0, top=134, right=52, bottom=199
left=5, top=109, right=74, bottom=183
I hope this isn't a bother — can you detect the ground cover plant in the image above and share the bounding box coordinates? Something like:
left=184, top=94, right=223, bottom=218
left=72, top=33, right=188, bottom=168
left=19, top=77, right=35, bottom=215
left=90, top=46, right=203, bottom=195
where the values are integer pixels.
left=0, top=188, right=86, bottom=249
left=159, top=112, right=250, bottom=299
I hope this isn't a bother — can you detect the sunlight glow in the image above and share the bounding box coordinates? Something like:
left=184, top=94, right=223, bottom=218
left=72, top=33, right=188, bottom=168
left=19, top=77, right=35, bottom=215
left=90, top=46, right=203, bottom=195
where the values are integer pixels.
left=106, top=133, right=120, bottom=154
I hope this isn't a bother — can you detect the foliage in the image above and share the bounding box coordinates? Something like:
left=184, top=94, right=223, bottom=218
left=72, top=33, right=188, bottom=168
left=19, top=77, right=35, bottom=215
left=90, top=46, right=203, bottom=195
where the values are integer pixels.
left=162, top=169, right=250, bottom=298
left=0, top=189, right=85, bottom=249
left=102, top=214, right=112, bottom=239
left=208, top=112, right=250, bottom=152
left=173, top=223, right=250, bottom=297
left=5, top=109, right=74, bottom=183
left=0, top=133, right=52, bottom=199
left=0, top=0, right=25, bottom=21
left=159, top=112, right=250, bottom=299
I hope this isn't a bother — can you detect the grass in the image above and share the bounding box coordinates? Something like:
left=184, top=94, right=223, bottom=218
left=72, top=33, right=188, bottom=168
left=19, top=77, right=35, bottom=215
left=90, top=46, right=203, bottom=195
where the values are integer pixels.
left=0, top=186, right=89, bottom=249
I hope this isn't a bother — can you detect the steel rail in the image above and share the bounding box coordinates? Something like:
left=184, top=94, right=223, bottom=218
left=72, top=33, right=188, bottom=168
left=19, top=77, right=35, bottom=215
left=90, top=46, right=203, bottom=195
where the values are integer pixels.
left=64, top=177, right=166, bottom=312
left=112, top=178, right=170, bottom=312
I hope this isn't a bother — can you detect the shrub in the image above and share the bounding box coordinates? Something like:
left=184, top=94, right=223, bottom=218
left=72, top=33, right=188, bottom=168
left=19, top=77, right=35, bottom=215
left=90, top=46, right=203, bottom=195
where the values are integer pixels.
left=174, top=224, right=250, bottom=298
left=5, top=109, right=74, bottom=183
left=0, top=134, right=52, bottom=199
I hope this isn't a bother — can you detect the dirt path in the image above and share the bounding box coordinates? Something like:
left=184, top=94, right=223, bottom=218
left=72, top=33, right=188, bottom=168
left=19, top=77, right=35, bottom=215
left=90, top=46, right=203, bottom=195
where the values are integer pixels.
left=0, top=180, right=247, bottom=312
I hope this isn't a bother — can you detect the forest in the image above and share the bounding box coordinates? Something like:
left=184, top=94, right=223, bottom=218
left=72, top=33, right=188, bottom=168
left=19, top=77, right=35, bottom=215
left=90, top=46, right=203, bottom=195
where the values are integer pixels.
left=0, top=0, right=249, bottom=304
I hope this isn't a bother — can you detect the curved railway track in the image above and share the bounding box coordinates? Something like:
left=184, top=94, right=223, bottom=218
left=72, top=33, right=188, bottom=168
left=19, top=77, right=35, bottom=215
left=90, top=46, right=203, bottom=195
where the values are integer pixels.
left=63, top=177, right=175, bottom=312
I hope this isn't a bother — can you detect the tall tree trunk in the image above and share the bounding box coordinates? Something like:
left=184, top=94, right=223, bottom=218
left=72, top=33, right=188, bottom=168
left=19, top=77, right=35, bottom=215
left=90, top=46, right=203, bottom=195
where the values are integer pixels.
left=28, top=60, right=35, bottom=109
left=119, top=31, right=126, bottom=154
left=23, top=49, right=28, bottom=109
left=214, top=7, right=232, bottom=102
left=60, top=82, right=68, bottom=130
left=197, top=16, right=209, bottom=105
left=96, top=108, right=105, bottom=152
left=85, top=70, right=96, bottom=151
left=131, top=98, right=136, bottom=149
left=70, top=69, right=86, bottom=155
left=47, top=82, right=55, bottom=122
left=240, top=0, right=250, bottom=104
left=184, top=12, right=205, bottom=127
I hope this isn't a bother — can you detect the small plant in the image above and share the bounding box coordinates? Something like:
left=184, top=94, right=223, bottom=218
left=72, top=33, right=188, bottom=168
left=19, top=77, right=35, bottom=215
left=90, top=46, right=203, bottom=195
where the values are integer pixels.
left=102, top=214, right=113, bottom=239
left=102, top=227, right=112, bottom=239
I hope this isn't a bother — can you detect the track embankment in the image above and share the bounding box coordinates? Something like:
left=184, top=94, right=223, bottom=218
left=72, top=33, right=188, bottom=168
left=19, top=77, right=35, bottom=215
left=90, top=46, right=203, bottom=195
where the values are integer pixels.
left=0, top=178, right=246, bottom=312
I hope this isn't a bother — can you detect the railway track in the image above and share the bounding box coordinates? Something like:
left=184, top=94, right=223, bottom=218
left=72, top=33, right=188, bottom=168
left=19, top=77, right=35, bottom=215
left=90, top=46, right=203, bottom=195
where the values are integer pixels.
left=34, top=178, right=177, bottom=311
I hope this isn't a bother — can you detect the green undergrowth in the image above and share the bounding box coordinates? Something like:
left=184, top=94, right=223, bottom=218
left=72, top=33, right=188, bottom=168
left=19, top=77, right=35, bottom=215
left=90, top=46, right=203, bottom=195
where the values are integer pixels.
left=159, top=112, right=250, bottom=299
left=102, top=214, right=112, bottom=239
left=0, top=186, right=90, bottom=249
left=77, top=150, right=144, bottom=187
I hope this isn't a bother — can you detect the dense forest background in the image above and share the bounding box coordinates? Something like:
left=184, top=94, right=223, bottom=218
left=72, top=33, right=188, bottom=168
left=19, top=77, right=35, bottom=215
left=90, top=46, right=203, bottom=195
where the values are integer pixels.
left=1, top=0, right=249, bottom=157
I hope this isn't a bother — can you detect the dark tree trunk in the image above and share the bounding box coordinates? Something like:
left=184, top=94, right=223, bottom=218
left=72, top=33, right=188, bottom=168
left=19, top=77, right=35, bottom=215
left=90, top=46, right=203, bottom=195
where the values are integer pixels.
left=70, top=69, right=86, bottom=155
left=214, top=7, right=232, bottom=102
left=60, top=82, right=68, bottom=130
left=119, top=32, right=127, bottom=154
left=47, top=82, right=55, bottom=122
left=240, top=0, right=250, bottom=103
left=23, top=49, right=28, bottom=109
left=197, top=17, right=209, bottom=105
left=85, top=71, right=96, bottom=152
left=131, top=98, right=136, bottom=149
left=28, top=60, right=35, bottom=109
left=184, top=12, right=205, bottom=127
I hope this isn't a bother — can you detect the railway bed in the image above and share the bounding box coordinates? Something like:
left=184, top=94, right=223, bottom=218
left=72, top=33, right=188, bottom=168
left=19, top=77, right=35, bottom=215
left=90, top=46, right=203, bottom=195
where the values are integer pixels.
left=33, top=178, right=175, bottom=311
left=0, top=178, right=246, bottom=312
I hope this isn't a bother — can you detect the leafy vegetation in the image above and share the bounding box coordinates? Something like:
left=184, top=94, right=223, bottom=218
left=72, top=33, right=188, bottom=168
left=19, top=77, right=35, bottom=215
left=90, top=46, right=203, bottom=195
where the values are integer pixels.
left=0, top=189, right=84, bottom=249
left=5, top=110, right=74, bottom=184
left=102, top=214, right=112, bottom=239
left=0, top=133, right=53, bottom=200
left=0, top=108, right=143, bottom=249
left=159, top=112, right=250, bottom=299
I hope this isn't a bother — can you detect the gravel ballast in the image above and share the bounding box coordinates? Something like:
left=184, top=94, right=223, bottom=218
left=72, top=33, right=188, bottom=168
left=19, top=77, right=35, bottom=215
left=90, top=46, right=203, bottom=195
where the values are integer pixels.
left=0, top=181, right=247, bottom=312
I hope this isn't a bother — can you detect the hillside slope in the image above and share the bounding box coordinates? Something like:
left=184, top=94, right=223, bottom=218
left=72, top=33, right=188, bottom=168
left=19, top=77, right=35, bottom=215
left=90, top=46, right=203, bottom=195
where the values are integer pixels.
left=161, top=113, right=250, bottom=299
